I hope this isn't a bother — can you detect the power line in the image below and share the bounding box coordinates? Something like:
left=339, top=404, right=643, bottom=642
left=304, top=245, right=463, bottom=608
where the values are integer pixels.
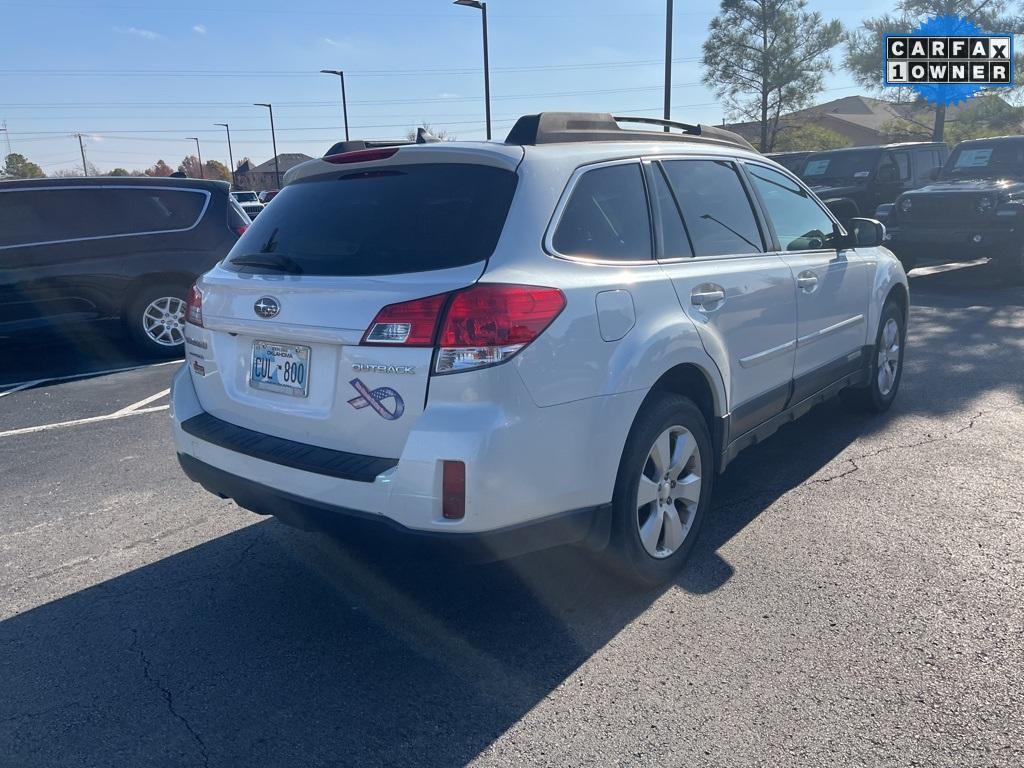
left=0, top=58, right=702, bottom=79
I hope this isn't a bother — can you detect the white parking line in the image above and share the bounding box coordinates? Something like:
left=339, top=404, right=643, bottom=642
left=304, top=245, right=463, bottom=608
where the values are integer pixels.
left=0, top=404, right=169, bottom=439
left=113, top=388, right=170, bottom=415
left=0, top=360, right=179, bottom=397
left=0, top=381, right=44, bottom=399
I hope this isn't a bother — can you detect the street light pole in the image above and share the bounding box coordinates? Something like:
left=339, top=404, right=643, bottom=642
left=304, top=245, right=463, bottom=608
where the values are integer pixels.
left=187, top=137, right=204, bottom=179
left=74, top=133, right=88, bottom=176
left=664, top=0, right=673, bottom=131
left=454, top=0, right=491, bottom=140
left=254, top=103, right=281, bottom=189
left=320, top=70, right=350, bottom=141
left=214, top=123, right=235, bottom=187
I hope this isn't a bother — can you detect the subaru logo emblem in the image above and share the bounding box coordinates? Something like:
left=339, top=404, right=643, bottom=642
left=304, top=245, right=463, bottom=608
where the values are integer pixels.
left=254, top=296, right=280, bottom=319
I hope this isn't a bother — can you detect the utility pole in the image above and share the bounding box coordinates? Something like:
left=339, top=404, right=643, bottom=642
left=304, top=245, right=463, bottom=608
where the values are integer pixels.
left=215, top=123, right=235, bottom=187
left=664, top=0, right=673, bottom=131
left=75, top=133, right=88, bottom=176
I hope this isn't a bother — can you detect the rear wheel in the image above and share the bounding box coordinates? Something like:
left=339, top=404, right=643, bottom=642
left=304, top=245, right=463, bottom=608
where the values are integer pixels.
left=125, top=283, right=189, bottom=357
left=606, top=394, right=713, bottom=585
left=841, top=299, right=905, bottom=414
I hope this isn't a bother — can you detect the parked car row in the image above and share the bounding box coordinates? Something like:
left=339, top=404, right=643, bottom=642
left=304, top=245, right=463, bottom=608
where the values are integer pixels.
left=767, top=135, right=1024, bottom=279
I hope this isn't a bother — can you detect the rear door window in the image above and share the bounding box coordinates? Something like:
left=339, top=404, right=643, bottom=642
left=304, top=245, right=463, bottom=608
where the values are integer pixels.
left=0, top=186, right=208, bottom=247
left=227, top=163, right=517, bottom=276
left=660, top=159, right=763, bottom=257
left=647, top=163, right=693, bottom=259
left=553, top=163, right=652, bottom=261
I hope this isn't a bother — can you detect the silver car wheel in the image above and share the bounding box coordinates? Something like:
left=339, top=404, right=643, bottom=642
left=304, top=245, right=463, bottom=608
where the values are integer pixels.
left=636, top=425, right=702, bottom=559
left=877, top=317, right=901, bottom=396
left=142, top=296, right=186, bottom=347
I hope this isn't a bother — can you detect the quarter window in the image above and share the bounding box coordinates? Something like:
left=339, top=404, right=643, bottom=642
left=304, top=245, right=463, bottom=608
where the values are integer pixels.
left=747, top=164, right=837, bottom=252
left=660, top=159, right=763, bottom=257
left=553, top=163, right=652, bottom=261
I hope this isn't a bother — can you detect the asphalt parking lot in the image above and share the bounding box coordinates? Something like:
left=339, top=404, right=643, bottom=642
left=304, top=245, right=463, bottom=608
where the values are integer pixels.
left=1, top=260, right=1021, bottom=768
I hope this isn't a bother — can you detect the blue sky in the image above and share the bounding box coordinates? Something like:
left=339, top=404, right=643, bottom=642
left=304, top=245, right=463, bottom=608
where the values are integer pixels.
left=1, top=0, right=889, bottom=175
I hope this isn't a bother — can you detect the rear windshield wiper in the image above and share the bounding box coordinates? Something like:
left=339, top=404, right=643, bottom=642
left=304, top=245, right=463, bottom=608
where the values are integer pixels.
left=228, top=253, right=303, bottom=274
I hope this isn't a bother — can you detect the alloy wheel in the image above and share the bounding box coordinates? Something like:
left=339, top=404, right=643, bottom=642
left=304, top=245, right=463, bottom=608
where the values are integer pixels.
left=142, top=296, right=186, bottom=347
left=636, top=425, right=702, bottom=559
left=877, top=317, right=901, bottom=396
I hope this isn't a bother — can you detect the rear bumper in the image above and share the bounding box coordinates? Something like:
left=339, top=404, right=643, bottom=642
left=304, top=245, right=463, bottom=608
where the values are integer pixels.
left=170, top=362, right=641, bottom=552
left=177, top=452, right=610, bottom=560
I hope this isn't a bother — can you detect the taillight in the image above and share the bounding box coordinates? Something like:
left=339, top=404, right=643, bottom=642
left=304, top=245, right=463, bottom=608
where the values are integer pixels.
left=324, top=147, right=400, bottom=165
left=442, top=460, right=466, bottom=520
left=185, top=284, right=204, bottom=327
left=232, top=224, right=248, bottom=237
left=361, top=292, right=448, bottom=346
left=435, top=284, right=565, bottom=374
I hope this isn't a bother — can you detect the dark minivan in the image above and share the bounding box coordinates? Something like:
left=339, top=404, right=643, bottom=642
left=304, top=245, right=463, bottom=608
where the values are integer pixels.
left=0, top=177, right=248, bottom=355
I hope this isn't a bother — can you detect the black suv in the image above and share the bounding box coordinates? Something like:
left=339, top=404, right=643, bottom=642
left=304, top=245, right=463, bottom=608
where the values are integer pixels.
left=884, top=136, right=1024, bottom=279
left=798, top=142, right=948, bottom=217
left=0, top=177, right=248, bottom=355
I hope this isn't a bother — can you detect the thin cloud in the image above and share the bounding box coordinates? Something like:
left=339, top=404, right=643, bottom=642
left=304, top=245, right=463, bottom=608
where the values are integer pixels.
left=322, top=37, right=348, bottom=48
left=193, top=24, right=207, bottom=35
left=116, top=26, right=162, bottom=40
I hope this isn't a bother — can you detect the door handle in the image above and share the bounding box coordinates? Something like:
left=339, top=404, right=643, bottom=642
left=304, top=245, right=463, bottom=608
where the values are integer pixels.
left=797, top=272, right=819, bottom=292
left=690, top=285, right=726, bottom=309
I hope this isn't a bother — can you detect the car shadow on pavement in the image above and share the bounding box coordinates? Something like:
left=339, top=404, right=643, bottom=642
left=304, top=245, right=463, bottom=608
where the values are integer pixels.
left=0, top=324, right=176, bottom=388
left=0, top=397, right=867, bottom=767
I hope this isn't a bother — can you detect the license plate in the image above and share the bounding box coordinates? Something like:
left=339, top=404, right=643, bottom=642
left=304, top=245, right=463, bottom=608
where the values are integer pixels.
left=249, top=341, right=310, bottom=397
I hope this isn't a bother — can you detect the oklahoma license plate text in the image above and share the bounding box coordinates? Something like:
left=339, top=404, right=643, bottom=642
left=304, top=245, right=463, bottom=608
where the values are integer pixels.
left=249, top=341, right=310, bottom=397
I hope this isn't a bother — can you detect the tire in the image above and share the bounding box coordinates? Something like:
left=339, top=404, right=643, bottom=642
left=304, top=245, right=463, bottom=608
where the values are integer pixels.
left=605, top=393, right=714, bottom=586
left=124, top=282, right=189, bottom=357
left=841, top=299, right=905, bottom=414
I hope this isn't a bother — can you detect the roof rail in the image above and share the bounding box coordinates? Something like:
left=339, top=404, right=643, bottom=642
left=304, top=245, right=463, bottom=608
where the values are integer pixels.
left=504, top=112, right=755, bottom=152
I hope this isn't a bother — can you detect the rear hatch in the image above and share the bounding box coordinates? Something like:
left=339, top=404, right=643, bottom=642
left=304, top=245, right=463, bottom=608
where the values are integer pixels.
left=189, top=149, right=521, bottom=460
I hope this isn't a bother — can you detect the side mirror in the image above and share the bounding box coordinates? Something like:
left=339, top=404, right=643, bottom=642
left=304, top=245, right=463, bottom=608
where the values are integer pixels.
left=844, top=217, right=884, bottom=248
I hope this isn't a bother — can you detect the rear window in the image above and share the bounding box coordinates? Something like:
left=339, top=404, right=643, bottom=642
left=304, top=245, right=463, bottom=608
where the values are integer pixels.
left=225, top=163, right=518, bottom=276
left=0, top=186, right=208, bottom=248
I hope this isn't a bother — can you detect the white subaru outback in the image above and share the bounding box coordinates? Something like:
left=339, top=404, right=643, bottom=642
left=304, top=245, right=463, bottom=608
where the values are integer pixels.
left=171, top=113, right=908, bottom=584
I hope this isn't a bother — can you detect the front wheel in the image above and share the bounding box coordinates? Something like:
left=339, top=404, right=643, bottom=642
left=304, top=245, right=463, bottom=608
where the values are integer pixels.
left=125, top=283, right=189, bottom=357
left=841, top=300, right=905, bottom=414
left=606, top=394, right=714, bottom=585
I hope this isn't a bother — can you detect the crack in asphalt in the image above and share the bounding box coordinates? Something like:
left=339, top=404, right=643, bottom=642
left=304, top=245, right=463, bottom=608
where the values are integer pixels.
left=711, top=410, right=993, bottom=512
left=129, top=629, right=210, bottom=768
left=808, top=409, right=992, bottom=486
